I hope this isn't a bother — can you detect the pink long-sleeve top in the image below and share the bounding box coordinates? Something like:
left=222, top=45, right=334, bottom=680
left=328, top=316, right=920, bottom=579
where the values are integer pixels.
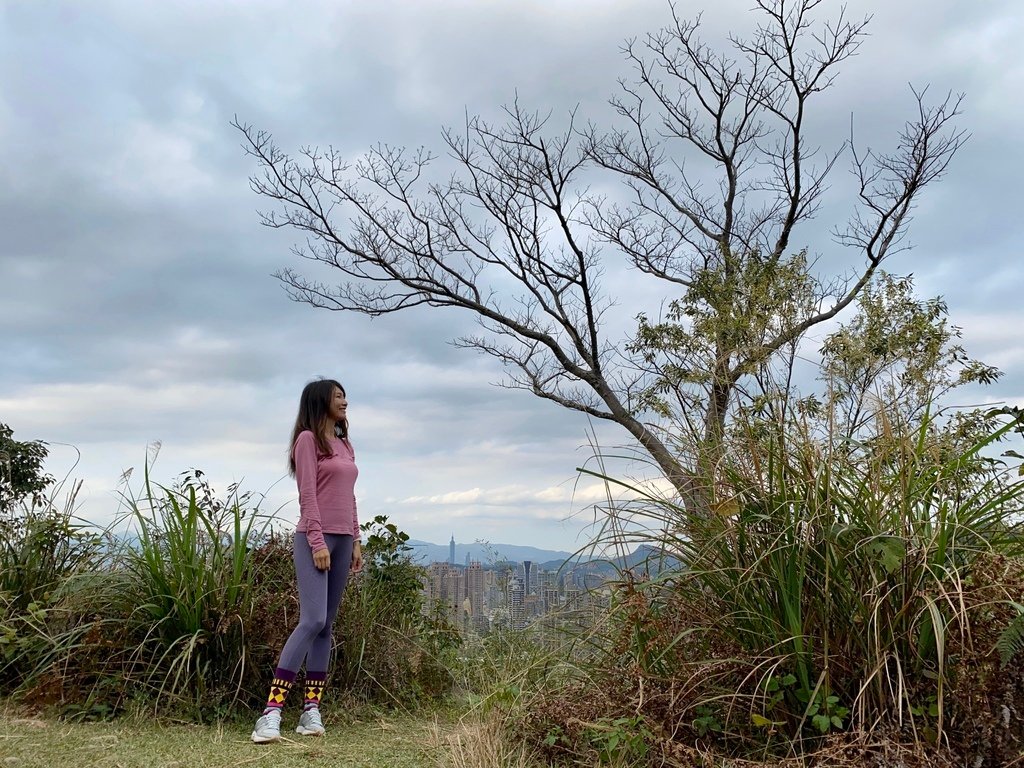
left=292, top=430, right=359, bottom=553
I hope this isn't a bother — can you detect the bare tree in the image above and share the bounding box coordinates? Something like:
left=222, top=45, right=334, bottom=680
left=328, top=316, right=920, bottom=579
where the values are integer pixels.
left=235, top=0, right=964, bottom=524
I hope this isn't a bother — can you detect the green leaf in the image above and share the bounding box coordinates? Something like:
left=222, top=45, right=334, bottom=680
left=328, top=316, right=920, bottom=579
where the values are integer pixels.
left=750, top=714, right=774, bottom=727
left=866, top=536, right=905, bottom=575
left=812, top=714, right=830, bottom=733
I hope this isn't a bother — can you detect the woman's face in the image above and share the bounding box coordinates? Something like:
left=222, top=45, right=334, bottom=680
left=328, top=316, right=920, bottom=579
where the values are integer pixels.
left=328, top=387, right=347, bottom=424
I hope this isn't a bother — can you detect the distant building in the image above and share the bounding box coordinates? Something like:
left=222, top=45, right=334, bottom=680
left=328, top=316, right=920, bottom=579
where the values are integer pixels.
left=508, top=574, right=525, bottom=630
left=426, top=561, right=465, bottom=624
left=523, top=560, right=533, bottom=596
left=543, top=586, right=560, bottom=613
left=537, top=569, right=555, bottom=591
left=564, top=587, right=583, bottom=611
left=466, top=561, right=487, bottom=632
left=449, top=535, right=456, bottom=565
left=583, top=572, right=606, bottom=591
left=524, top=594, right=542, bottom=619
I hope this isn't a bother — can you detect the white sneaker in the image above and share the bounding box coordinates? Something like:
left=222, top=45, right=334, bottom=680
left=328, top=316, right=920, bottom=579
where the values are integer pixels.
left=296, top=707, right=325, bottom=736
left=251, top=709, right=282, bottom=743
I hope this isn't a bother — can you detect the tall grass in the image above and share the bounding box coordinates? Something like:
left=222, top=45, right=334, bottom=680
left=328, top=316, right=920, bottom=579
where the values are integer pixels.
left=117, top=463, right=272, bottom=715
left=431, top=712, right=545, bottom=768
left=717, top=409, right=1024, bottom=735
left=0, top=480, right=110, bottom=699
left=0, top=480, right=100, bottom=614
left=545, top=405, right=1024, bottom=762
left=2, top=453, right=470, bottom=721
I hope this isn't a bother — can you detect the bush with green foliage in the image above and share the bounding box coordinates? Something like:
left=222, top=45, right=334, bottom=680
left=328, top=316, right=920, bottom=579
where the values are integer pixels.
left=0, top=507, right=109, bottom=702
left=2, top=454, right=465, bottom=720
left=335, top=514, right=461, bottom=703
left=0, top=422, right=54, bottom=514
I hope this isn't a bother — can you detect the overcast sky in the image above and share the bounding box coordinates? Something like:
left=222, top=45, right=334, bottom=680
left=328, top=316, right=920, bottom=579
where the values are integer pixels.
left=2, top=0, right=1022, bottom=553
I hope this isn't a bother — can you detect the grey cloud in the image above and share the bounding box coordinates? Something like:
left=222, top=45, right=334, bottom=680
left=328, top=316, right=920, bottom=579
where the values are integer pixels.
left=2, top=0, right=1022, bottom=551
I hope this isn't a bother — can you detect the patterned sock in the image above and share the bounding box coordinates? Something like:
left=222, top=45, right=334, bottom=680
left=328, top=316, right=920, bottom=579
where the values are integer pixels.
left=263, top=667, right=296, bottom=715
left=304, top=671, right=327, bottom=711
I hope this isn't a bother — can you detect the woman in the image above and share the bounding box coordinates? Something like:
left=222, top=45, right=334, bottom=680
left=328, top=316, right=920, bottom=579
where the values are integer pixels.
left=252, top=378, right=363, bottom=743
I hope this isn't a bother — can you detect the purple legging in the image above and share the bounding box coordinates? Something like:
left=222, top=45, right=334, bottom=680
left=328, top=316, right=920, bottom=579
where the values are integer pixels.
left=276, top=532, right=354, bottom=674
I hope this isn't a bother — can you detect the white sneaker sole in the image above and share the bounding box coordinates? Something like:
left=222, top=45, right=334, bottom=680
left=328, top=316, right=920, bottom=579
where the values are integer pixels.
left=295, top=725, right=325, bottom=736
left=251, top=731, right=282, bottom=743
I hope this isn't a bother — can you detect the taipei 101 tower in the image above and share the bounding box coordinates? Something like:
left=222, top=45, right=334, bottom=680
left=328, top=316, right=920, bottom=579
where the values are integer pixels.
left=449, top=535, right=456, bottom=565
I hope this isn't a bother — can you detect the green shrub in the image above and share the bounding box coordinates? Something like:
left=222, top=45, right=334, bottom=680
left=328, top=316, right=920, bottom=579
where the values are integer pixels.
left=334, top=515, right=461, bottom=704
left=0, top=422, right=53, bottom=513
left=0, top=491, right=103, bottom=616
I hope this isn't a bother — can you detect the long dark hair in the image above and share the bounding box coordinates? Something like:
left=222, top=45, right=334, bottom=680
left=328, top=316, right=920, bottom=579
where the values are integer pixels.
left=289, top=378, right=347, bottom=476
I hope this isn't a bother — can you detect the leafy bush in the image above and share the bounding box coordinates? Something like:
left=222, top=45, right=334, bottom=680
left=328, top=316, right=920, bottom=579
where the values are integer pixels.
left=334, top=515, right=461, bottom=703
left=2, top=454, right=463, bottom=720
left=0, top=422, right=54, bottom=513
left=0, top=492, right=103, bottom=616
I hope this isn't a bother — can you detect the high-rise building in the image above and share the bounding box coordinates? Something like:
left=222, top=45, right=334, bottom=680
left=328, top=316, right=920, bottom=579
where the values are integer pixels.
left=508, top=574, right=525, bottom=630
left=524, top=594, right=542, bottom=619
left=466, top=561, right=484, bottom=615
left=426, top=561, right=470, bottom=625
left=537, top=569, right=554, bottom=590
left=453, top=568, right=467, bottom=624
left=543, top=586, right=560, bottom=614
left=564, top=587, right=582, bottom=611
left=449, top=534, right=456, bottom=565
left=426, top=562, right=450, bottom=612
left=466, top=561, right=486, bottom=632
left=523, top=560, right=533, bottom=596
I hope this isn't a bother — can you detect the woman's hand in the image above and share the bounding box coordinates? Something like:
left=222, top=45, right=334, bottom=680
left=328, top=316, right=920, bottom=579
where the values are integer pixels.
left=351, top=541, right=363, bottom=573
left=313, top=548, right=331, bottom=571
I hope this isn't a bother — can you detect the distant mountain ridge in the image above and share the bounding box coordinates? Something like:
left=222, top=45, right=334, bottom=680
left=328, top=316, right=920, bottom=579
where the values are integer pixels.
left=405, top=539, right=578, bottom=566
left=405, top=539, right=681, bottom=575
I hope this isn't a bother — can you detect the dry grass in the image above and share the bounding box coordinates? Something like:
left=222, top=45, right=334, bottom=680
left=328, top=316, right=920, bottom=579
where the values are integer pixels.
left=426, top=711, right=962, bottom=768
left=429, top=712, right=544, bottom=768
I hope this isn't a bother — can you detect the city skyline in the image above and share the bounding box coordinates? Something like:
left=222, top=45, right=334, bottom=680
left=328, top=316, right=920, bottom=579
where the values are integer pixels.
left=422, top=553, right=614, bottom=634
